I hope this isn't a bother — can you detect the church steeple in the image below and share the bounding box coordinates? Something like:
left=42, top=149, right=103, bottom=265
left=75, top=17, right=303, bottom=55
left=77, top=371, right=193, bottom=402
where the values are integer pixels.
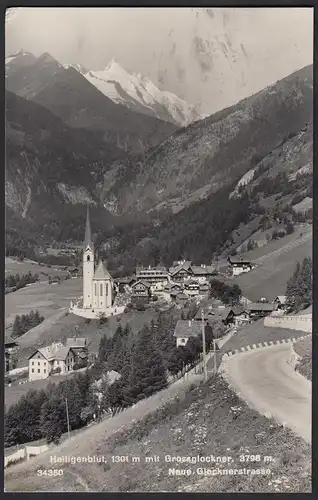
left=84, top=205, right=93, bottom=251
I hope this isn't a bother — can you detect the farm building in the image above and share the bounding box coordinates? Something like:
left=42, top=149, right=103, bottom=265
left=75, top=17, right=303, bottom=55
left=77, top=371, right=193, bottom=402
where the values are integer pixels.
left=247, top=302, right=278, bottom=319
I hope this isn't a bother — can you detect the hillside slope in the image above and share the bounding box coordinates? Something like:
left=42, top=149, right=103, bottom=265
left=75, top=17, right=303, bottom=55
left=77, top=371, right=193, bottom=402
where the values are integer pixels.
left=100, top=64, right=313, bottom=215
left=5, top=91, right=126, bottom=244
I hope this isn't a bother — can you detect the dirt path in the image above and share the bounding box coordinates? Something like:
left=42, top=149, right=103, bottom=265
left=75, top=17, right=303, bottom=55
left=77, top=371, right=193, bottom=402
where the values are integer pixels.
left=222, top=343, right=311, bottom=443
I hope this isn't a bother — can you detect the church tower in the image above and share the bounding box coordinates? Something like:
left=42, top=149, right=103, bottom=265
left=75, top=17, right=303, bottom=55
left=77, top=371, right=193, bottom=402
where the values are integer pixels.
left=83, top=205, right=94, bottom=309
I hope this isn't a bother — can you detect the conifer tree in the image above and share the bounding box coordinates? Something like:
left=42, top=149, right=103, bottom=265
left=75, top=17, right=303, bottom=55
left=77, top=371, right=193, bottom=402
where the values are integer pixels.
left=40, top=394, right=66, bottom=444
left=12, top=315, right=22, bottom=337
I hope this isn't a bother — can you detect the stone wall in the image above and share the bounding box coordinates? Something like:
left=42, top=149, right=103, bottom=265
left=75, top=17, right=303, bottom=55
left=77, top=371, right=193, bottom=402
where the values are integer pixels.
left=264, top=314, right=312, bottom=333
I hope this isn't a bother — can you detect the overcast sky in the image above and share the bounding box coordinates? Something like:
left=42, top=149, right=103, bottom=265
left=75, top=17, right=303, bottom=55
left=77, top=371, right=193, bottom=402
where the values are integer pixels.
left=5, top=7, right=313, bottom=114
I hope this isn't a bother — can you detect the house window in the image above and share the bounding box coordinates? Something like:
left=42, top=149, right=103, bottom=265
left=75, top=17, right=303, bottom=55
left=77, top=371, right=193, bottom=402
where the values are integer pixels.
left=180, top=338, right=186, bottom=344
left=44, top=362, right=46, bottom=366
left=95, top=283, right=97, bottom=295
left=32, top=361, right=34, bottom=365
left=38, top=362, right=40, bottom=366
left=100, top=284, right=103, bottom=296
left=106, top=283, right=108, bottom=296
left=38, top=369, right=40, bottom=373
left=32, top=369, right=34, bottom=373
left=44, top=369, right=46, bottom=374
left=87, top=255, right=90, bottom=261
left=57, top=361, right=60, bottom=365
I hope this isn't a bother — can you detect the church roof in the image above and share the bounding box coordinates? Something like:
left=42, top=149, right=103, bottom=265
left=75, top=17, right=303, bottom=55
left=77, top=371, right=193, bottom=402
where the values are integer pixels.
left=84, top=205, right=93, bottom=250
left=93, top=260, right=112, bottom=280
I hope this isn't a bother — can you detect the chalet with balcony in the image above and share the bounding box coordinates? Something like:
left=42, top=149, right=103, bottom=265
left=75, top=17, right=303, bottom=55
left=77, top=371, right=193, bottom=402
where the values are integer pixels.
left=131, top=280, right=151, bottom=304
left=184, top=279, right=200, bottom=296
left=227, top=257, right=253, bottom=276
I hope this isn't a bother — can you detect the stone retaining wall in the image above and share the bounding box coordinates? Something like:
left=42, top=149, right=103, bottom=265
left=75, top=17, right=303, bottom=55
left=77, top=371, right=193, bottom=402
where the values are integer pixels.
left=264, top=314, right=312, bottom=333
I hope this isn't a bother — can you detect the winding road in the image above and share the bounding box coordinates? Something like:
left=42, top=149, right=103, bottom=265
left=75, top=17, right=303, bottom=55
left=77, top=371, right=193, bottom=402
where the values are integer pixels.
left=223, top=343, right=311, bottom=443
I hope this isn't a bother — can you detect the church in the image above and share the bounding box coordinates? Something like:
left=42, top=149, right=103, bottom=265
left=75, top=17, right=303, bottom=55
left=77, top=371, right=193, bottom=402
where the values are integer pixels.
left=82, top=206, right=113, bottom=312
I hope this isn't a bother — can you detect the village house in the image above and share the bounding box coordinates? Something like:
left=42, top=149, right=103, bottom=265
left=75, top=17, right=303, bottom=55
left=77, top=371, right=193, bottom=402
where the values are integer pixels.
left=5, top=336, right=18, bottom=372
left=231, top=306, right=250, bottom=327
left=173, top=319, right=202, bottom=347
left=169, top=261, right=215, bottom=283
left=65, top=337, right=89, bottom=363
left=247, top=302, right=278, bottom=320
left=274, top=295, right=287, bottom=310
left=28, top=342, right=76, bottom=381
left=130, top=280, right=151, bottom=304
left=136, top=265, right=169, bottom=287
left=227, top=257, right=253, bottom=276
left=184, top=279, right=200, bottom=296
left=175, top=292, right=189, bottom=305
left=199, top=283, right=210, bottom=295
left=115, top=277, right=136, bottom=294
left=69, top=268, right=80, bottom=278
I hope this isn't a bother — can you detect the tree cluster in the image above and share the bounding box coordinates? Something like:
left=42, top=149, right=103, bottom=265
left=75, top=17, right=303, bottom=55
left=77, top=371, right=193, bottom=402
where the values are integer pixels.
left=209, top=279, right=242, bottom=306
left=286, top=257, right=312, bottom=312
left=12, top=310, right=44, bottom=338
left=4, top=370, right=96, bottom=447
left=5, top=271, right=38, bottom=292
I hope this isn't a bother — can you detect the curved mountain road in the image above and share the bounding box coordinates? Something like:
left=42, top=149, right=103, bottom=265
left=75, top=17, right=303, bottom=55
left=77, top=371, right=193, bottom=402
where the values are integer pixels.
left=223, top=343, right=311, bottom=443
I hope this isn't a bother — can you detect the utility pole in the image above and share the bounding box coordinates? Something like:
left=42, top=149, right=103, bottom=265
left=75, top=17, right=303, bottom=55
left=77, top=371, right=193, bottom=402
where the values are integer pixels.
left=65, top=397, right=71, bottom=440
left=213, top=339, right=217, bottom=373
left=201, top=309, right=208, bottom=382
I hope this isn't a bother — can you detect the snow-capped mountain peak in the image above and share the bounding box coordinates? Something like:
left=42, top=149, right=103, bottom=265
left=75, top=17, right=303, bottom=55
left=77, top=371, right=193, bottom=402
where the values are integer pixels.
left=65, top=59, right=201, bottom=126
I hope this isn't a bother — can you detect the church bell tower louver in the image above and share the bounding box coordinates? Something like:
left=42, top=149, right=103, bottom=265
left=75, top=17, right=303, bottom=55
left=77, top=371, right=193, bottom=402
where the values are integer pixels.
left=83, top=205, right=94, bottom=309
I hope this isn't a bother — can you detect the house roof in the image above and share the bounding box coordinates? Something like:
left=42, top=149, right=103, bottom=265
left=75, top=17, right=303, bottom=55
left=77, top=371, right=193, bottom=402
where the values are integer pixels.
left=136, top=265, right=168, bottom=273
left=228, top=257, right=252, bottom=265
left=231, top=306, right=247, bottom=315
left=170, top=261, right=192, bottom=275
left=93, top=260, right=112, bottom=280
left=275, top=295, right=287, bottom=304
left=29, top=343, right=74, bottom=361
left=247, top=303, right=276, bottom=312
left=184, top=279, right=200, bottom=286
left=66, top=337, right=88, bottom=348
left=173, top=320, right=202, bottom=338
left=5, top=335, right=18, bottom=347
left=131, top=280, right=151, bottom=289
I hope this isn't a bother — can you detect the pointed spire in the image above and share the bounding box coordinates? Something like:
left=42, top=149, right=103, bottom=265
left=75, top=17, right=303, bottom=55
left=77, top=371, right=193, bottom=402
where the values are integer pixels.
left=84, top=204, right=93, bottom=250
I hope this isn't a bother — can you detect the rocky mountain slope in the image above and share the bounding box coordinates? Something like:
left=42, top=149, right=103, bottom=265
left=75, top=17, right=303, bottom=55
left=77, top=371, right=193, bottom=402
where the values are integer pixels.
left=100, top=65, right=313, bottom=215
left=65, top=59, right=200, bottom=126
left=5, top=91, right=127, bottom=244
left=5, top=52, right=177, bottom=153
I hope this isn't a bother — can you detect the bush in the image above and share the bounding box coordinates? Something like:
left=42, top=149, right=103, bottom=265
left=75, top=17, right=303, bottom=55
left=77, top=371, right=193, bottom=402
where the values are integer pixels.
left=286, top=222, right=294, bottom=234
left=51, top=367, right=61, bottom=375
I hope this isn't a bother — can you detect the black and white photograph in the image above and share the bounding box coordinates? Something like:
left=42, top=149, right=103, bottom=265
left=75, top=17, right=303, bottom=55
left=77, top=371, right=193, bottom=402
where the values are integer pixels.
left=4, top=6, right=313, bottom=493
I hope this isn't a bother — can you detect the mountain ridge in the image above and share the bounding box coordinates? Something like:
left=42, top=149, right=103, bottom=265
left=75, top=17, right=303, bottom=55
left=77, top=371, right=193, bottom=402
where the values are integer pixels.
left=5, top=51, right=178, bottom=154
left=100, top=64, right=313, bottom=215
